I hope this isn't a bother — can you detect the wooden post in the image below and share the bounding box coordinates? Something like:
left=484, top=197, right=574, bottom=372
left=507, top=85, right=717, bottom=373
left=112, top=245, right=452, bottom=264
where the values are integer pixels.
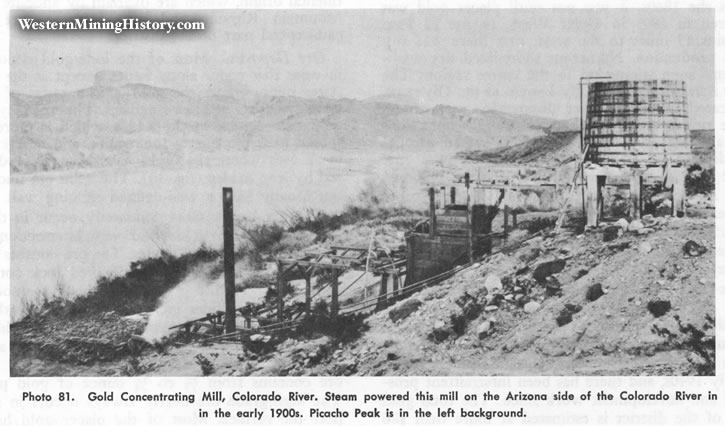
left=392, top=274, right=399, bottom=302
left=512, top=212, right=518, bottom=228
left=450, top=187, right=456, bottom=205
left=331, top=270, right=339, bottom=318
left=465, top=173, right=473, bottom=263
left=503, top=205, right=509, bottom=241
left=276, top=260, right=285, bottom=323
left=585, top=171, right=599, bottom=227
left=222, top=187, right=236, bottom=334
left=304, top=275, right=311, bottom=316
left=428, top=187, right=436, bottom=237
left=629, top=170, right=643, bottom=219
left=671, top=166, right=686, bottom=217
left=440, top=186, right=446, bottom=207
left=598, top=176, right=606, bottom=220
left=376, top=272, right=389, bottom=310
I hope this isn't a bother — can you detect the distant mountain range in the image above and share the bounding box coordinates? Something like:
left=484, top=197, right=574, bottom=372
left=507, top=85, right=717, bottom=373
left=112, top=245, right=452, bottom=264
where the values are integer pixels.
left=10, top=81, right=579, bottom=174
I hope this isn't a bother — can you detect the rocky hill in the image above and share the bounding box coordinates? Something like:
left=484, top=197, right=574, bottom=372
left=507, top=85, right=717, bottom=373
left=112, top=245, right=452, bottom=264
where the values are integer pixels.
left=11, top=82, right=568, bottom=174
left=460, top=129, right=715, bottom=168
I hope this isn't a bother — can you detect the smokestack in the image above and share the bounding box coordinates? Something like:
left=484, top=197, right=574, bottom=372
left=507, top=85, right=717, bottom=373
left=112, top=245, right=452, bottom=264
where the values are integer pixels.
left=222, top=187, right=236, bottom=333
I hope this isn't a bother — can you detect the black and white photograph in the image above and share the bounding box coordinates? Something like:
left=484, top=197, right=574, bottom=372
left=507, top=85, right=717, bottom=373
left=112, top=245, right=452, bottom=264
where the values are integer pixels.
left=7, top=6, right=716, bottom=381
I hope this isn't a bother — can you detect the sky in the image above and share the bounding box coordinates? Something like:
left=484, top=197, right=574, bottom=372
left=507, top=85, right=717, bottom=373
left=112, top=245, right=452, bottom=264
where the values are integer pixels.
left=10, top=8, right=715, bottom=128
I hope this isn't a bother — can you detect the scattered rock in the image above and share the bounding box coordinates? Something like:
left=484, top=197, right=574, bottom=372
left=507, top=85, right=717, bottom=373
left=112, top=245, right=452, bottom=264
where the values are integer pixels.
left=564, top=303, right=582, bottom=313
left=250, top=334, right=271, bottom=343
left=636, top=228, right=655, bottom=236
left=585, top=283, right=604, bottom=302
left=638, top=242, right=652, bottom=254
left=388, top=299, right=423, bottom=323
left=602, top=226, right=621, bottom=242
left=556, top=310, right=573, bottom=327
left=523, top=301, right=541, bottom=314
left=533, top=259, right=566, bottom=283
left=434, top=320, right=445, bottom=328
left=576, top=268, right=589, bottom=279
left=683, top=240, right=707, bottom=257
left=476, top=320, right=493, bottom=339
left=647, top=300, right=671, bottom=318
left=517, top=246, right=541, bottom=263
left=483, top=274, right=503, bottom=293
left=429, top=326, right=452, bottom=343
left=386, top=352, right=399, bottom=361
left=544, top=276, right=563, bottom=297
left=614, top=218, right=629, bottom=230
left=628, top=220, right=644, bottom=232
left=607, top=241, right=631, bottom=251
left=556, top=303, right=583, bottom=326
left=484, top=305, right=499, bottom=312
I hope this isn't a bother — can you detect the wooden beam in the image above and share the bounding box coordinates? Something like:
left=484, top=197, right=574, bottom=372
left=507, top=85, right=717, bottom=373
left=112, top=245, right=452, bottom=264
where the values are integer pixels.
left=465, top=172, right=473, bottom=263
left=503, top=204, right=509, bottom=241
left=376, top=273, right=389, bottom=311
left=585, top=171, right=598, bottom=227
left=330, top=269, right=339, bottom=318
left=428, top=187, right=437, bottom=238
left=276, top=260, right=285, bottom=323
left=304, top=276, right=311, bottom=316
left=629, top=170, right=643, bottom=219
left=671, top=166, right=686, bottom=217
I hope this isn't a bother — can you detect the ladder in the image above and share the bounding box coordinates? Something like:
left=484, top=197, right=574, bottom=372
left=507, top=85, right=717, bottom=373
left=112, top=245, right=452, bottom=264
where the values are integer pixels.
left=554, top=143, right=591, bottom=233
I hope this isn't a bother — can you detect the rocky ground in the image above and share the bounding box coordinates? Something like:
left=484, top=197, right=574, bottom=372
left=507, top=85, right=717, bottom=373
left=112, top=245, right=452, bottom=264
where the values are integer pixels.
left=11, top=210, right=715, bottom=377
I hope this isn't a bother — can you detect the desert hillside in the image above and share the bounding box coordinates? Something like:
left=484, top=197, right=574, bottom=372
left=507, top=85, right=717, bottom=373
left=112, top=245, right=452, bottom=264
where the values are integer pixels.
left=460, top=129, right=715, bottom=168
left=11, top=81, right=570, bottom=174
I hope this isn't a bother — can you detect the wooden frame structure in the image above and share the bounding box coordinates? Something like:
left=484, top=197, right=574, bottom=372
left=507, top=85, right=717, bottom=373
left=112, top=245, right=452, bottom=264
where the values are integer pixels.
left=583, top=162, right=686, bottom=227
left=275, top=245, right=407, bottom=322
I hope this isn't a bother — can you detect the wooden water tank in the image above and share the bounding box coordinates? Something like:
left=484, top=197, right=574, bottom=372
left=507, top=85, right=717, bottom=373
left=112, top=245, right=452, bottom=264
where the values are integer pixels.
left=585, top=80, right=691, bottom=165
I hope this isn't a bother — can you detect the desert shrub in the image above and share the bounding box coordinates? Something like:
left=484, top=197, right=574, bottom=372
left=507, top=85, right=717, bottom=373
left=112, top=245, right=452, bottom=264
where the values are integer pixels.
left=686, top=165, right=715, bottom=195
left=235, top=273, right=275, bottom=292
left=120, top=357, right=150, bottom=376
left=652, top=314, right=715, bottom=376
left=60, top=246, right=219, bottom=318
left=609, top=193, right=630, bottom=217
left=524, top=217, right=556, bottom=234
left=195, top=354, right=215, bottom=376
left=298, top=311, right=369, bottom=342
left=235, top=218, right=285, bottom=268
left=272, top=230, right=317, bottom=253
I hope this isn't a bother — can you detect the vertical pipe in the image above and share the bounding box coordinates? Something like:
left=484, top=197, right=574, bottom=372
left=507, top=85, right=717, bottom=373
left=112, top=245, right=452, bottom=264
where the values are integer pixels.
left=331, top=269, right=339, bottom=318
left=304, top=275, right=311, bottom=316
left=465, top=173, right=473, bottom=262
left=503, top=205, right=509, bottom=241
left=580, top=80, right=587, bottom=221
left=222, top=187, right=236, bottom=334
left=276, top=261, right=284, bottom=323
left=450, top=187, right=456, bottom=205
left=428, top=187, right=436, bottom=238
left=377, top=272, right=388, bottom=311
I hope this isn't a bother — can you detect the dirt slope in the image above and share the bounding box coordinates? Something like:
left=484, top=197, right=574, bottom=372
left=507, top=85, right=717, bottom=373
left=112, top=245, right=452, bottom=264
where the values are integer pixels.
left=314, top=218, right=714, bottom=376
left=11, top=217, right=714, bottom=377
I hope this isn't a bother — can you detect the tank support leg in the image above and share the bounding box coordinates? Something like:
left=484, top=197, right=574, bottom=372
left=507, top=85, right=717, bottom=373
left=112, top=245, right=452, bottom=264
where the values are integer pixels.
left=671, top=167, right=686, bottom=217
left=629, top=170, right=643, bottom=220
